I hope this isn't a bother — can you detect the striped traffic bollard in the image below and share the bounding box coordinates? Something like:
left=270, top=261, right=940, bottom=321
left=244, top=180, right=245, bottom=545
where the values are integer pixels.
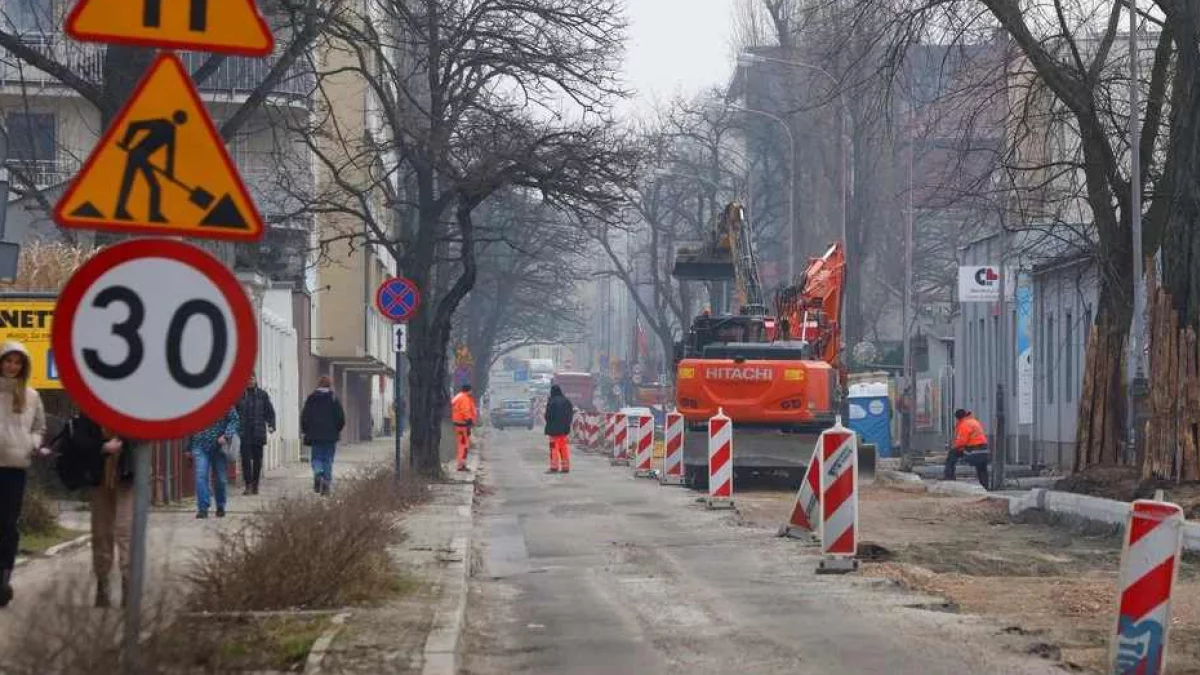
left=572, top=414, right=583, bottom=442
left=603, top=413, right=615, bottom=450
left=610, top=412, right=630, bottom=466
left=706, top=408, right=734, bottom=509
left=1110, top=499, right=1185, bottom=675
left=817, top=418, right=858, bottom=573
left=660, top=411, right=685, bottom=486
left=633, top=414, right=654, bottom=478
left=587, top=415, right=600, bottom=451
left=779, top=445, right=821, bottom=542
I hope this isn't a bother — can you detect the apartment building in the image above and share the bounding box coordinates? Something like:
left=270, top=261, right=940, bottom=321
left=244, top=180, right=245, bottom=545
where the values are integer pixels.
left=0, top=0, right=391, bottom=454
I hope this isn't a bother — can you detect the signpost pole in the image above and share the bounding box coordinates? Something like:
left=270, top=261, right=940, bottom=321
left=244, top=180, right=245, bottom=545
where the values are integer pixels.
left=394, top=325, right=405, bottom=480
left=122, top=447, right=152, bottom=673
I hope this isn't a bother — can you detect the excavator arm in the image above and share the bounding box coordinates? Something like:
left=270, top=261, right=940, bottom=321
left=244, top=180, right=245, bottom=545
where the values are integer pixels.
left=775, top=242, right=845, bottom=370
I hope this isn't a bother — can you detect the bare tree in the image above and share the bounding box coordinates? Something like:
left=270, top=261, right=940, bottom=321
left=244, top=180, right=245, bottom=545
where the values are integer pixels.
left=286, top=0, right=636, bottom=477
left=457, top=190, right=589, bottom=397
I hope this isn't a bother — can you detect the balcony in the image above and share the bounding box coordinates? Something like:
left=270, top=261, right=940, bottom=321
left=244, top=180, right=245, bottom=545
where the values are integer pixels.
left=5, top=156, right=78, bottom=189
left=0, top=34, right=313, bottom=102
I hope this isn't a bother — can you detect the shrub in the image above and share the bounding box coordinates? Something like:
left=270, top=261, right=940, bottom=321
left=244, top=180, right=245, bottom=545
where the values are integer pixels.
left=16, top=481, right=58, bottom=536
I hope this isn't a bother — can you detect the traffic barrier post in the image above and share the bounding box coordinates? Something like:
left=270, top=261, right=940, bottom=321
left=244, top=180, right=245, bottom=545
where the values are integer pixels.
left=610, top=412, right=630, bottom=466
left=817, top=418, right=858, bottom=573
left=780, top=447, right=821, bottom=542
left=706, top=408, right=734, bottom=509
left=1109, top=499, right=1184, bottom=675
left=634, top=413, right=654, bottom=478
left=660, top=411, right=685, bottom=486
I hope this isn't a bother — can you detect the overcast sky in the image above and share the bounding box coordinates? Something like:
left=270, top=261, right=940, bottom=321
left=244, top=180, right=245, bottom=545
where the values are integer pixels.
left=618, top=0, right=736, bottom=119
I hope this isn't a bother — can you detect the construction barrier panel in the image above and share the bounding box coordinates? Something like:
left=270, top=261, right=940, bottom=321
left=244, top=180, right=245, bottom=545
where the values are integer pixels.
left=780, top=448, right=821, bottom=541
left=660, top=411, right=685, bottom=485
left=603, top=412, right=615, bottom=448
left=818, top=419, right=858, bottom=573
left=611, top=412, right=629, bottom=465
left=1109, top=499, right=1184, bottom=675
left=585, top=414, right=598, bottom=450
left=634, top=413, right=654, bottom=477
left=706, top=408, right=734, bottom=509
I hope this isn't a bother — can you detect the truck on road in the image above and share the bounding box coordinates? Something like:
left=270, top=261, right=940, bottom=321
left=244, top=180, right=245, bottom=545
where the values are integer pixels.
left=553, top=371, right=598, bottom=412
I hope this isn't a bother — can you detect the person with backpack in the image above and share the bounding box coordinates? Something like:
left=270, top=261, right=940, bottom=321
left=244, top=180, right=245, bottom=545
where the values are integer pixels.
left=543, top=385, right=574, bottom=474
left=0, top=342, right=46, bottom=608
left=301, top=376, right=345, bottom=495
left=187, top=407, right=240, bottom=519
left=52, top=414, right=139, bottom=607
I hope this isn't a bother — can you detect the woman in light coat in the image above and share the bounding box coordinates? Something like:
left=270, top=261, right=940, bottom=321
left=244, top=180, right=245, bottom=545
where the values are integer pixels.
left=0, top=341, right=46, bottom=608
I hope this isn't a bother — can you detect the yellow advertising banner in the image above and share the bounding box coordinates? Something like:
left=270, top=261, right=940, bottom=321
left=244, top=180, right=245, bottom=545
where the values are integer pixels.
left=0, top=297, right=59, bottom=390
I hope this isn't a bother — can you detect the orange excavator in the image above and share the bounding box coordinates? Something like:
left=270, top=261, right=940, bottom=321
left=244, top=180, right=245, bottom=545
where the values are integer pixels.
left=671, top=201, right=848, bottom=487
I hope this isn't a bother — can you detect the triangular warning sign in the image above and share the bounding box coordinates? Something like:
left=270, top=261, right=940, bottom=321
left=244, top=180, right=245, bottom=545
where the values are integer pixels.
left=66, top=0, right=273, bottom=56
left=55, top=53, right=265, bottom=243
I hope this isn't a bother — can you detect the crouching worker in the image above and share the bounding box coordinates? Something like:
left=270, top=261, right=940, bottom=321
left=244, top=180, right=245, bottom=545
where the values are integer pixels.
left=946, top=408, right=990, bottom=489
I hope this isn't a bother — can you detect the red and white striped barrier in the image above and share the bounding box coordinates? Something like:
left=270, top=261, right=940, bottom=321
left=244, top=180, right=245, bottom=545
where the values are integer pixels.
left=633, top=414, right=654, bottom=477
left=1109, top=499, right=1184, bottom=675
left=572, top=414, right=583, bottom=442
left=780, top=450, right=821, bottom=541
left=817, top=419, right=858, bottom=572
left=706, top=408, right=734, bottom=509
left=660, top=411, right=685, bottom=486
left=587, top=415, right=600, bottom=450
left=610, top=412, right=630, bottom=465
left=603, top=413, right=615, bottom=448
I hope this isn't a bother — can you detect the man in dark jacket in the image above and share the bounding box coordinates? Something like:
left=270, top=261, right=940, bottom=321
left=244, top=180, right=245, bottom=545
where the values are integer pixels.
left=543, top=385, right=574, bottom=474
left=70, top=415, right=138, bottom=608
left=302, top=376, right=346, bottom=495
left=236, top=375, right=276, bottom=495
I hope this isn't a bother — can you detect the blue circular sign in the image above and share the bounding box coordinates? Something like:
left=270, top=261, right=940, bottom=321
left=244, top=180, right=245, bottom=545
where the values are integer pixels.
left=375, top=276, right=420, bottom=323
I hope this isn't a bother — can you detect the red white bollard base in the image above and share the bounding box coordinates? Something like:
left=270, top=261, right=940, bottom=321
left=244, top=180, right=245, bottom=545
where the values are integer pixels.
left=706, top=408, right=735, bottom=510
left=633, top=414, right=654, bottom=478
left=816, top=417, right=859, bottom=574
left=779, top=449, right=821, bottom=545
left=660, top=411, right=686, bottom=486
left=1109, top=499, right=1184, bottom=675
left=610, top=413, right=630, bottom=466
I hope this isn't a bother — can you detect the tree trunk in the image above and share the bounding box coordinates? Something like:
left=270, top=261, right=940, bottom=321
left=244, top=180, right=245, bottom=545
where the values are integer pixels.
left=1074, top=285, right=1130, bottom=471
left=406, top=314, right=449, bottom=480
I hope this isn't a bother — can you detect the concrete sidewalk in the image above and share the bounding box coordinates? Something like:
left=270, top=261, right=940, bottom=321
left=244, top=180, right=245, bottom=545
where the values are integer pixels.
left=0, top=438, right=398, bottom=650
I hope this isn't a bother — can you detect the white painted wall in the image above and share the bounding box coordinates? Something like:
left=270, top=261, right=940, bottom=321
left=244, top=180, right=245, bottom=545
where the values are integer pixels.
left=259, top=289, right=301, bottom=469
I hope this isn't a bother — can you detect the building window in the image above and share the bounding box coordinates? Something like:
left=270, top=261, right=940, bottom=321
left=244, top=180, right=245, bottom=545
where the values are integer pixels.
left=5, top=112, right=56, bottom=180
left=1065, top=312, right=1074, bottom=402
left=6, top=0, right=54, bottom=34
left=1046, top=314, right=1054, bottom=404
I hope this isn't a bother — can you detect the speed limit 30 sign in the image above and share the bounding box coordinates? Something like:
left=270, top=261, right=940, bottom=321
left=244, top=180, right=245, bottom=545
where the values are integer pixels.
left=52, top=239, right=257, bottom=439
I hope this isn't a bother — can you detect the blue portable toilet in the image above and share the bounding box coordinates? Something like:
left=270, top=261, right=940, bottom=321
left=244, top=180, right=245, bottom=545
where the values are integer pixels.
left=847, top=382, right=894, bottom=457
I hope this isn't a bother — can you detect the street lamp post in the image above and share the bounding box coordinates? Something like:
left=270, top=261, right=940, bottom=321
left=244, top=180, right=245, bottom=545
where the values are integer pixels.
left=737, top=52, right=852, bottom=350
left=728, top=103, right=796, bottom=283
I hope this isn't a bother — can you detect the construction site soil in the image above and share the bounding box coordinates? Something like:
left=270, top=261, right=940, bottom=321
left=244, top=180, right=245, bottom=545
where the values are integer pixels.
left=735, top=482, right=1200, bottom=674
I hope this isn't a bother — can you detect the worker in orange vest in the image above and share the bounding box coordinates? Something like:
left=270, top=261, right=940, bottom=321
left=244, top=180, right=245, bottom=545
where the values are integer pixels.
left=946, top=408, right=990, bottom=488
left=450, top=384, right=477, bottom=472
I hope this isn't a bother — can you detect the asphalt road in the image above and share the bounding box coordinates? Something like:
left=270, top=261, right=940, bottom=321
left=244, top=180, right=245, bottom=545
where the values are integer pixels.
left=462, top=429, right=1070, bottom=675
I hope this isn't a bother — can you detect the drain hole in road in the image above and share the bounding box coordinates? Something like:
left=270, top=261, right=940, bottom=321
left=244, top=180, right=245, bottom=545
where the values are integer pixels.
left=857, top=542, right=894, bottom=562
left=905, top=601, right=960, bottom=613
left=1027, top=643, right=1062, bottom=660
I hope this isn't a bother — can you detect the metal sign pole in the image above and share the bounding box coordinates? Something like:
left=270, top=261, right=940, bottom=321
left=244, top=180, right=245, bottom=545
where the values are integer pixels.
left=394, top=325, right=405, bottom=480
left=122, top=446, right=152, bottom=671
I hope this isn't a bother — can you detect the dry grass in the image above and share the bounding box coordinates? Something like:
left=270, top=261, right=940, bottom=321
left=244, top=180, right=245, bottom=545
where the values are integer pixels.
left=184, top=467, right=429, bottom=612
left=0, top=240, right=95, bottom=292
left=3, top=466, right=430, bottom=675
left=16, top=481, right=58, bottom=536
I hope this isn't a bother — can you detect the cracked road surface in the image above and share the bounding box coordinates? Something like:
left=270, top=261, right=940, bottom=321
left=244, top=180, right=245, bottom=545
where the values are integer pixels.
left=461, top=430, right=1071, bottom=675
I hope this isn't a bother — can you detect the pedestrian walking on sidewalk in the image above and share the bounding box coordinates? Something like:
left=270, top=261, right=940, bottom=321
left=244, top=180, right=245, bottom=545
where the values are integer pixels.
left=450, top=384, right=477, bottom=472
left=0, top=342, right=45, bottom=608
left=68, top=415, right=137, bottom=607
left=945, top=409, right=990, bottom=489
left=236, top=375, right=276, bottom=495
left=301, top=376, right=345, bottom=495
left=543, top=385, right=574, bottom=474
left=188, top=407, right=240, bottom=519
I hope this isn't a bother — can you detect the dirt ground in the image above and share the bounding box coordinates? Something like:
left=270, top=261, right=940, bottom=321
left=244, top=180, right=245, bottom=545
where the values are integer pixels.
left=735, top=483, right=1200, bottom=674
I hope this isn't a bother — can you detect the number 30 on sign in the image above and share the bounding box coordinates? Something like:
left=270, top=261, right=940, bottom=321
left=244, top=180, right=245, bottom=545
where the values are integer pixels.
left=52, top=239, right=257, bottom=440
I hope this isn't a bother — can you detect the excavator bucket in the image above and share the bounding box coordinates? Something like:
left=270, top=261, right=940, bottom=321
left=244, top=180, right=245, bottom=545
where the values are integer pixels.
left=672, top=249, right=736, bottom=280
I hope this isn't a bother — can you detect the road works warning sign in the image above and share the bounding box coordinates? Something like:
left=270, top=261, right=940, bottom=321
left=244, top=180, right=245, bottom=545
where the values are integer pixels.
left=54, top=53, right=264, bottom=242
left=66, top=0, right=274, bottom=56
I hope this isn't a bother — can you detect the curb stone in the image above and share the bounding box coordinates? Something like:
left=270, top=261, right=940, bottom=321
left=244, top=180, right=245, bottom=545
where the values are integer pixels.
left=303, top=611, right=351, bottom=675
left=14, top=533, right=92, bottom=568
left=420, top=457, right=478, bottom=675
left=1008, top=488, right=1200, bottom=552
